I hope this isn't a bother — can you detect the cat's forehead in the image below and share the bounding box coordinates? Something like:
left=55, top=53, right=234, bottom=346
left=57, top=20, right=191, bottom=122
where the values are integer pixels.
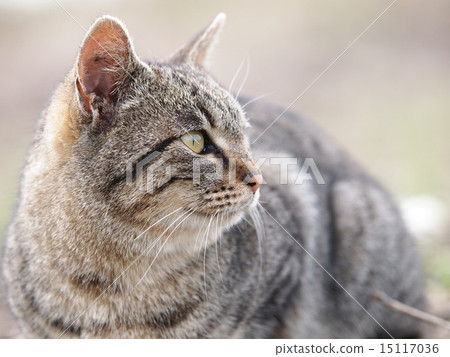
left=144, top=64, right=246, bottom=135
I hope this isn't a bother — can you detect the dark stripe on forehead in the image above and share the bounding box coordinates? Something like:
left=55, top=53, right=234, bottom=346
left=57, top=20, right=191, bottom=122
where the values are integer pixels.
left=196, top=103, right=215, bottom=128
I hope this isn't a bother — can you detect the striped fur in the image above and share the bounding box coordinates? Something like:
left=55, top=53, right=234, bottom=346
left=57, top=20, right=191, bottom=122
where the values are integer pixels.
left=2, top=15, right=425, bottom=338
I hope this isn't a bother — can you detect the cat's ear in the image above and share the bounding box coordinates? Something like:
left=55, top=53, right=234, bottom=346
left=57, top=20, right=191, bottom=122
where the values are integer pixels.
left=76, top=15, right=135, bottom=115
left=167, top=13, right=226, bottom=69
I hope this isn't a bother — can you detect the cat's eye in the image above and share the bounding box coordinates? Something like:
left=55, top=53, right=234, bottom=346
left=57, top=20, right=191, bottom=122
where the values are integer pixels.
left=181, top=131, right=205, bottom=154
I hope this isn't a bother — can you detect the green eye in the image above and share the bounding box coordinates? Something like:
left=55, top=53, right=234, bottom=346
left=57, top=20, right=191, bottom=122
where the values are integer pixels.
left=181, top=131, right=205, bottom=154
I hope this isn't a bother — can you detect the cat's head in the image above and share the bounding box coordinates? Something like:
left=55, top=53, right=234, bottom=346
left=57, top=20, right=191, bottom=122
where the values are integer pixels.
left=45, top=14, right=262, bottom=250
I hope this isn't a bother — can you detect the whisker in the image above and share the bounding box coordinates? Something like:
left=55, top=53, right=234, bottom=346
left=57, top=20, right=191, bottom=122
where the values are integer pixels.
left=201, top=212, right=218, bottom=301
left=136, top=199, right=201, bottom=259
left=218, top=211, right=231, bottom=261
left=197, top=213, right=215, bottom=259
left=228, top=56, right=246, bottom=93
left=214, top=212, right=226, bottom=288
left=251, top=204, right=266, bottom=288
left=194, top=213, right=210, bottom=253
left=218, top=212, right=226, bottom=270
left=235, top=57, right=250, bottom=100
left=202, top=232, right=209, bottom=301
left=135, top=208, right=198, bottom=287
left=241, top=93, right=271, bottom=109
left=137, top=209, right=192, bottom=264
left=132, top=205, right=185, bottom=241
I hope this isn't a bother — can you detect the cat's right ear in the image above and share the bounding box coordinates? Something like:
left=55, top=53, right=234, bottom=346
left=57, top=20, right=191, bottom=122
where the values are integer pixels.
left=167, top=13, right=226, bottom=69
left=76, top=15, right=135, bottom=117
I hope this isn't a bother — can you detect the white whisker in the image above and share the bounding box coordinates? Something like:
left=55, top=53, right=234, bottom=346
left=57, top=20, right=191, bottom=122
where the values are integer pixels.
left=228, top=57, right=246, bottom=93
left=137, top=209, right=192, bottom=265
left=251, top=203, right=266, bottom=288
left=241, top=93, right=271, bottom=109
left=200, top=212, right=218, bottom=301
left=194, top=213, right=210, bottom=253
left=135, top=208, right=198, bottom=287
left=214, top=212, right=226, bottom=288
left=218, top=212, right=227, bottom=269
left=132, top=206, right=185, bottom=242
left=235, top=57, right=250, bottom=100
left=197, top=213, right=215, bottom=259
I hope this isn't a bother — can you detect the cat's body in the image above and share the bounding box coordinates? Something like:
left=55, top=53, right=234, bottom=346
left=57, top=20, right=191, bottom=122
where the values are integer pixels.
left=2, top=15, right=425, bottom=338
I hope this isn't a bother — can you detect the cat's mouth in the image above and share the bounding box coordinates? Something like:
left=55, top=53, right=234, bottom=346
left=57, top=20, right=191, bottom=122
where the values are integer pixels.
left=196, top=188, right=259, bottom=217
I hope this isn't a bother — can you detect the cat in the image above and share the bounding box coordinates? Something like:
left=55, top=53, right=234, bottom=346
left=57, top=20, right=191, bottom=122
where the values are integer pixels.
left=2, top=13, right=426, bottom=338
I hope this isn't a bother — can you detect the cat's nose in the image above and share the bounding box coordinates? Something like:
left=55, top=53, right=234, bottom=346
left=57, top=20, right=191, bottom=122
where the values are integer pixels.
left=247, top=174, right=263, bottom=193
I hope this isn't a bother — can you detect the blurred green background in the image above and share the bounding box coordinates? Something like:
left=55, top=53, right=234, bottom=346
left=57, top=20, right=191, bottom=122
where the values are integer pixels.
left=0, top=0, right=449, bottom=336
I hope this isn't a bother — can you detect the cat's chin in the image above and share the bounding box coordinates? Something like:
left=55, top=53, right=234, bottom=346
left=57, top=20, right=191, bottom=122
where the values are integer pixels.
left=156, top=209, right=245, bottom=257
left=144, top=193, right=259, bottom=257
left=196, top=191, right=259, bottom=230
left=246, top=189, right=260, bottom=210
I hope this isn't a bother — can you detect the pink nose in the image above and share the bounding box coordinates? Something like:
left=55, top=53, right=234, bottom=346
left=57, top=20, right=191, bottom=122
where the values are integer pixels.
left=247, top=174, right=263, bottom=193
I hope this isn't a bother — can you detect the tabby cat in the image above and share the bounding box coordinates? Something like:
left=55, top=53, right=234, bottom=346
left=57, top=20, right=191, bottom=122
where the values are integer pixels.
left=2, top=14, right=425, bottom=338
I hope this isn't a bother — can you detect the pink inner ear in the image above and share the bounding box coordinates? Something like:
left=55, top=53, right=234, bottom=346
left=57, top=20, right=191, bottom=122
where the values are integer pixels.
left=77, top=20, right=130, bottom=105
left=81, top=34, right=116, bottom=96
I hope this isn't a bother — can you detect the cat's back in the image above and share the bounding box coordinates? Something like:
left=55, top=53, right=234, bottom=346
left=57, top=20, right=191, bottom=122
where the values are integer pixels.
left=238, top=97, right=426, bottom=338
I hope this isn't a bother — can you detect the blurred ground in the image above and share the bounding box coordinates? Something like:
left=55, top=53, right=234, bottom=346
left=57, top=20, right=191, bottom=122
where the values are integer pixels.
left=0, top=0, right=449, bottom=338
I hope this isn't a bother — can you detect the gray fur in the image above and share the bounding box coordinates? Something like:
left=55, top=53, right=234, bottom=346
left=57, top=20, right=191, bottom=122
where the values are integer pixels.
left=2, top=15, right=425, bottom=338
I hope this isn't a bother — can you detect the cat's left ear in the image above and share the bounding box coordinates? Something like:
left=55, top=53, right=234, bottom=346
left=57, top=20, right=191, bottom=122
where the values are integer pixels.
left=76, top=15, right=137, bottom=116
left=167, top=13, right=226, bottom=69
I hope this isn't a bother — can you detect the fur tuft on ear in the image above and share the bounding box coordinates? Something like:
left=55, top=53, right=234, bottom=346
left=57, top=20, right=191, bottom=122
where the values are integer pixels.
left=167, top=13, right=226, bottom=69
left=76, top=15, right=135, bottom=114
